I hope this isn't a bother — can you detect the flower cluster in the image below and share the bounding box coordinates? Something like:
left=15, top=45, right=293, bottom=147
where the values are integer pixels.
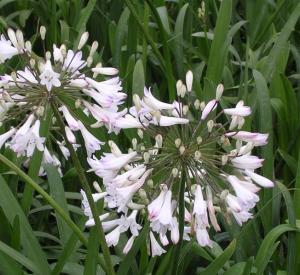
left=82, top=71, right=274, bottom=256
left=0, top=27, right=126, bottom=175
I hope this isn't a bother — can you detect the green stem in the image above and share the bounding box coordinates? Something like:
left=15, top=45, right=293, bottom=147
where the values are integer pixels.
left=0, top=153, right=107, bottom=272
left=172, top=169, right=186, bottom=274
left=50, top=100, right=115, bottom=275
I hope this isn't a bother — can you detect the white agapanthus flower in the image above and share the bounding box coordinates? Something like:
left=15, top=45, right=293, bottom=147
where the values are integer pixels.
left=0, top=28, right=125, bottom=176
left=81, top=71, right=274, bottom=257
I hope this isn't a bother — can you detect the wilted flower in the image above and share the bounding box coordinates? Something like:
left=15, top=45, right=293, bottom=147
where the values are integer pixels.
left=0, top=28, right=125, bottom=175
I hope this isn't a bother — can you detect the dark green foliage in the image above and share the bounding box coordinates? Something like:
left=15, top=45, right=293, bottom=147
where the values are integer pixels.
left=0, top=0, right=300, bottom=274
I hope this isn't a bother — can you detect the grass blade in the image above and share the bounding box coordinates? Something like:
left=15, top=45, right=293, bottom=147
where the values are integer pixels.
left=198, top=239, right=236, bottom=275
left=0, top=175, right=51, bottom=274
left=44, top=164, right=72, bottom=246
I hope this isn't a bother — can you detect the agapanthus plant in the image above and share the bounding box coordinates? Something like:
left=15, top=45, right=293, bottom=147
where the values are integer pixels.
left=0, top=27, right=126, bottom=175
left=82, top=71, right=274, bottom=256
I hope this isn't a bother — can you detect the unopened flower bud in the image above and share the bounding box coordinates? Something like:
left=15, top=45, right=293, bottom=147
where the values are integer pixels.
left=25, top=41, right=32, bottom=53
left=30, top=58, right=35, bottom=68
left=128, top=148, right=133, bottom=153
left=238, top=117, right=245, bottom=129
left=143, top=152, right=150, bottom=164
left=183, top=105, right=189, bottom=115
left=179, top=145, right=185, bottom=155
left=52, top=117, right=57, bottom=124
left=240, top=142, right=254, bottom=155
left=45, top=51, right=51, bottom=60
left=207, top=120, right=214, bottom=133
left=172, top=168, right=179, bottom=178
left=200, top=101, right=206, bottom=111
left=155, top=134, right=163, bottom=148
left=147, top=179, right=154, bottom=188
left=190, top=184, right=197, bottom=194
left=133, top=94, right=141, bottom=112
left=175, top=138, right=181, bottom=148
left=194, top=99, right=200, bottom=110
left=108, top=140, right=122, bottom=156
left=60, top=44, right=67, bottom=57
left=36, top=106, right=44, bottom=117
left=138, top=189, right=147, bottom=200
left=140, top=145, right=145, bottom=151
left=93, top=62, right=102, bottom=78
left=197, top=136, right=202, bottom=144
left=180, top=84, right=187, bottom=98
left=11, top=72, right=16, bottom=81
left=87, top=56, right=93, bottom=67
left=176, top=80, right=183, bottom=97
left=153, top=110, right=161, bottom=123
left=220, top=190, right=229, bottom=200
left=137, top=129, right=143, bottom=139
left=221, top=155, right=228, bottom=165
left=186, top=70, right=193, bottom=92
left=78, top=31, right=89, bottom=50
left=224, top=138, right=230, bottom=146
left=93, top=181, right=102, bottom=193
left=2, top=92, right=11, bottom=103
left=194, top=151, right=201, bottom=161
left=65, top=126, right=76, bottom=144
left=216, top=84, right=224, bottom=100
left=89, top=41, right=99, bottom=57
left=132, top=138, right=137, bottom=150
left=75, top=99, right=81, bottom=108
left=16, top=30, right=24, bottom=49
left=40, top=26, right=46, bottom=40
left=7, top=28, right=18, bottom=49
left=236, top=140, right=242, bottom=150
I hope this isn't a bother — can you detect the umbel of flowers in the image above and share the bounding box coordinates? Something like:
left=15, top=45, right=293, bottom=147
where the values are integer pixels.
left=0, top=27, right=126, bottom=175
left=82, top=71, right=274, bottom=256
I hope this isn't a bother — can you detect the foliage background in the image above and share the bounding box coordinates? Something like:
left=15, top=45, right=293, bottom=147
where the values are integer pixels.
left=0, top=0, right=300, bottom=274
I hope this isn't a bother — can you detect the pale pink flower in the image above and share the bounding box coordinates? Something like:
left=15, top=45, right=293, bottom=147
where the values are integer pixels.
left=143, top=87, right=174, bottom=111
left=150, top=231, right=166, bottom=256
left=231, top=155, right=264, bottom=170
left=201, top=99, right=217, bottom=120
left=245, top=169, right=274, bottom=188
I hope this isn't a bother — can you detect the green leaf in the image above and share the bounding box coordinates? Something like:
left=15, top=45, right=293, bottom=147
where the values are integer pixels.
left=173, top=3, right=189, bottom=78
left=0, top=240, right=40, bottom=274
left=51, top=217, right=86, bottom=275
left=223, top=262, right=246, bottom=275
left=199, top=239, right=236, bottom=275
left=261, top=2, right=300, bottom=80
left=294, top=147, right=300, bottom=271
left=155, top=247, right=174, bottom=275
left=132, top=59, right=145, bottom=97
left=254, top=224, right=298, bottom=274
left=0, top=175, right=51, bottom=274
left=84, top=226, right=100, bottom=275
left=253, top=69, right=274, bottom=233
left=203, top=0, right=232, bottom=99
left=112, top=8, right=130, bottom=68
left=117, top=223, right=149, bottom=275
left=45, top=164, right=72, bottom=245
left=75, top=0, right=96, bottom=33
